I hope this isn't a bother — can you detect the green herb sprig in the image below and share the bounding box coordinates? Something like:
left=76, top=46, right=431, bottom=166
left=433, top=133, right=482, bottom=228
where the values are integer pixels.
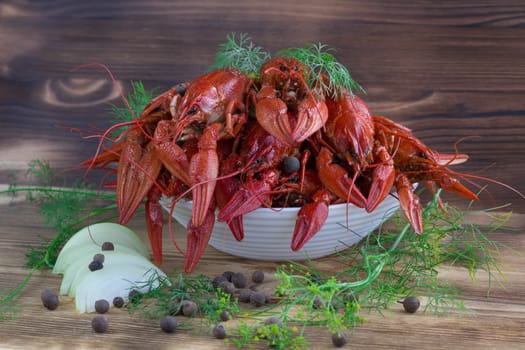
left=108, top=80, right=157, bottom=139
left=210, top=33, right=271, bottom=77
left=226, top=191, right=508, bottom=348
left=0, top=160, right=117, bottom=313
left=110, top=80, right=156, bottom=124
left=0, top=81, right=155, bottom=316
left=210, top=33, right=364, bottom=99
left=126, top=271, right=240, bottom=329
left=123, top=190, right=510, bottom=349
left=277, top=43, right=365, bottom=99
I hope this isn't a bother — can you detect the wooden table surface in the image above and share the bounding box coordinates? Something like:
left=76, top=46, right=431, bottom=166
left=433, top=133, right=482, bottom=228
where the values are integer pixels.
left=1, top=1, right=524, bottom=349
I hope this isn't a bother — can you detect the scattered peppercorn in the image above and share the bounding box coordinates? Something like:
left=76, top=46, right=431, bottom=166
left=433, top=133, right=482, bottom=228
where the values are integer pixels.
left=250, top=291, right=266, bottom=307
left=222, top=271, right=234, bottom=282
left=264, top=316, right=282, bottom=327
left=88, top=260, right=103, bottom=272
left=212, top=275, right=228, bottom=289
left=231, top=272, right=247, bottom=288
left=182, top=300, right=198, bottom=317
left=91, top=315, right=109, bottom=333
left=219, top=310, right=231, bottom=322
left=41, top=289, right=59, bottom=310
left=92, top=253, right=105, bottom=264
left=101, top=241, right=115, bottom=251
left=312, top=295, right=323, bottom=309
left=128, top=289, right=142, bottom=302
left=95, top=299, right=110, bottom=314
left=399, top=296, right=420, bottom=313
left=238, top=288, right=253, bottom=303
left=112, top=296, right=124, bottom=308
left=331, top=332, right=348, bottom=347
left=219, top=281, right=236, bottom=295
left=160, top=316, right=178, bottom=333
left=251, top=270, right=264, bottom=284
left=175, top=83, right=187, bottom=95
left=213, top=324, right=227, bottom=339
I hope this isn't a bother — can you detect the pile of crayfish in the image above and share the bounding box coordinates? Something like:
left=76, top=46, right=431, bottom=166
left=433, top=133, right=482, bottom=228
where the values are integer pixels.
left=83, top=55, right=481, bottom=273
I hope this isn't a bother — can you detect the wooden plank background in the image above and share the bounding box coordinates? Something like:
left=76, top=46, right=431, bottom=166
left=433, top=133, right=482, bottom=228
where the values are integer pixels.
left=0, top=1, right=524, bottom=349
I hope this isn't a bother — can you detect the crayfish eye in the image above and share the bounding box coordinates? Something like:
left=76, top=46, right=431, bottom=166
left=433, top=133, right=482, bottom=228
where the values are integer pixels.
left=279, top=65, right=288, bottom=72
left=187, top=105, right=198, bottom=115
left=175, top=83, right=187, bottom=96
left=293, top=65, right=299, bottom=71
left=418, top=151, right=427, bottom=159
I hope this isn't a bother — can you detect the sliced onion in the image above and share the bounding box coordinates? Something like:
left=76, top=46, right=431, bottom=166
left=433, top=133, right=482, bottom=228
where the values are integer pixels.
left=53, top=223, right=168, bottom=313
left=57, top=223, right=149, bottom=263
left=72, top=260, right=167, bottom=313
left=54, top=243, right=145, bottom=275
left=57, top=246, right=149, bottom=295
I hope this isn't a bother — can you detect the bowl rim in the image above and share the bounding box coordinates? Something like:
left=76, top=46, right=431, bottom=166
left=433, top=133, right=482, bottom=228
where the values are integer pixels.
left=160, top=194, right=400, bottom=213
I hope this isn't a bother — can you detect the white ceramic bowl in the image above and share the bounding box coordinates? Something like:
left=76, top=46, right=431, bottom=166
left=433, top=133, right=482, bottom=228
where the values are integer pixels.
left=160, top=195, right=400, bottom=261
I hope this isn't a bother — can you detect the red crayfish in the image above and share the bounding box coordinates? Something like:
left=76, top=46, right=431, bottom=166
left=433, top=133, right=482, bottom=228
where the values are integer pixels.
left=82, top=48, right=522, bottom=273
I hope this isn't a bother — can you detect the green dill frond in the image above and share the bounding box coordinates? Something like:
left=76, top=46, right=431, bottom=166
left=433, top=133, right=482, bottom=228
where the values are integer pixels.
left=26, top=159, right=56, bottom=188
left=109, top=80, right=157, bottom=125
left=272, top=189, right=510, bottom=326
left=107, top=81, right=156, bottom=139
left=2, top=160, right=118, bottom=269
left=0, top=289, right=20, bottom=321
left=210, top=32, right=271, bottom=77
left=127, top=271, right=240, bottom=327
left=277, top=43, right=364, bottom=99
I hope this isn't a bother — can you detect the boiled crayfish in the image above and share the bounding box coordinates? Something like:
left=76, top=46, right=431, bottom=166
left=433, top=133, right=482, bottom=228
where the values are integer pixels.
left=82, top=38, right=518, bottom=273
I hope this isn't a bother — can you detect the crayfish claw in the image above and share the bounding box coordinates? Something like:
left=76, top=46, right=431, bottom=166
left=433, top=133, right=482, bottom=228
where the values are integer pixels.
left=365, top=146, right=395, bottom=213
left=227, top=216, right=244, bottom=241
left=183, top=207, right=216, bottom=273
left=256, top=96, right=294, bottom=145
left=290, top=190, right=330, bottom=251
left=189, top=124, right=220, bottom=226
left=117, top=142, right=162, bottom=224
left=395, top=175, right=423, bottom=234
left=293, top=97, right=328, bottom=143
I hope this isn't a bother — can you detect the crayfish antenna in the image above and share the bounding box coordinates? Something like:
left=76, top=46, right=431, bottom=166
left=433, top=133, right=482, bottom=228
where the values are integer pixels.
left=71, top=63, right=158, bottom=175
left=145, top=185, right=164, bottom=265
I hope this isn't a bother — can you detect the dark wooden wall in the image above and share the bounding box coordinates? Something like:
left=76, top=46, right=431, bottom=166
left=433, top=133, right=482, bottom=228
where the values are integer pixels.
left=1, top=0, right=524, bottom=212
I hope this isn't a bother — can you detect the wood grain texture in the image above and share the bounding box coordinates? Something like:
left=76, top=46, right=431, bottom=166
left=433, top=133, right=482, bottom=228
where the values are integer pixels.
left=0, top=1, right=524, bottom=349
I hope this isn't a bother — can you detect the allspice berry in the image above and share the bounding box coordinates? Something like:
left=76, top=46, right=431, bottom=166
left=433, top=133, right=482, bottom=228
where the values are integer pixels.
left=91, top=315, right=109, bottom=333
left=160, top=316, right=178, bottom=333
left=41, top=289, right=59, bottom=310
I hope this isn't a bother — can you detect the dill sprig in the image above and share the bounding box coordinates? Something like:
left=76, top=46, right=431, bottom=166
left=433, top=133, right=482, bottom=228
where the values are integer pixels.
left=0, top=81, right=155, bottom=316
left=110, top=81, right=156, bottom=123
left=229, top=319, right=310, bottom=350
left=108, top=81, right=157, bottom=138
left=0, top=160, right=118, bottom=312
left=0, top=290, right=20, bottom=321
left=126, top=271, right=240, bottom=328
left=227, top=191, right=508, bottom=348
left=210, top=33, right=364, bottom=99
left=16, top=160, right=118, bottom=268
left=123, top=191, right=510, bottom=349
left=210, top=33, right=271, bottom=77
left=277, top=43, right=365, bottom=99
